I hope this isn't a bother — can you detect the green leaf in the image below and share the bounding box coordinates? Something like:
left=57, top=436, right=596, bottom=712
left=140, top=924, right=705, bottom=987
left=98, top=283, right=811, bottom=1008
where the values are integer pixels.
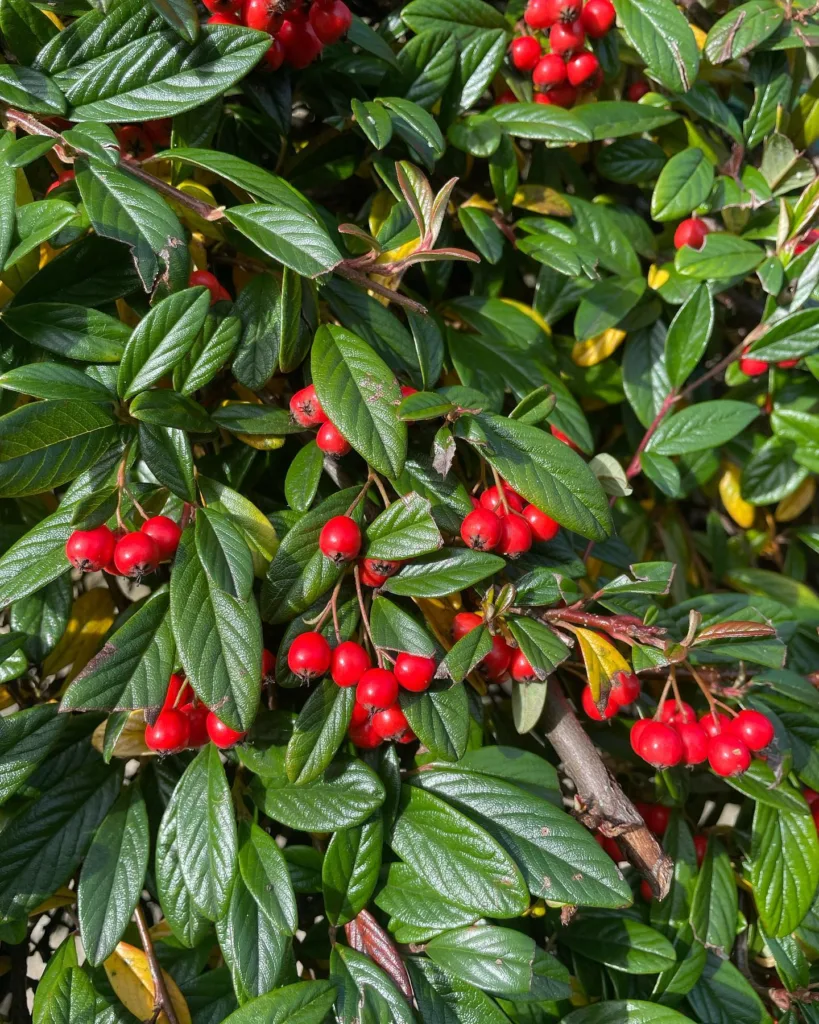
left=148, top=0, right=199, bottom=43
left=561, top=916, right=677, bottom=973
left=574, top=276, right=647, bottom=340
left=332, top=944, right=415, bottom=1024
left=322, top=816, right=383, bottom=926
left=426, top=925, right=538, bottom=996
left=651, top=149, right=715, bottom=222
left=597, top=138, right=668, bottom=184
left=1, top=302, right=130, bottom=362
left=138, top=424, right=197, bottom=504
left=285, top=679, right=354, bottom=785
left=0, top=136, right=15, bottom=271
left=311, top=324, right=407, bottom=478
left=748, top=308, right=819, bottom=361
left=352, top=97, right=394, bottom=147
left=225, top=203, right=342, bottom=279
left=210, top=404, right=300, bottom=436
left=751, top=801, right=819, bottom=938
left=221, top=981, right=338, bottom=1024
left=674, top=233, right=763, bottom=280
left=61, top=593, right=174, bottom=712
left=36, top=967, right=97, bottom=1024
left=0, top=399, right=118, bottom=498
left=370, top=596, right=437, bottom=656
left=402, top=0, right=509, bottom=37
left=10, top=575, right=71, bottom=664
left=0, top=0, right=58, bottom=65
left=77, top=782, right=149, bottom=966
left=573, top=102, right=680, bottom=140
left=170, top=525, right=262, bottom=732
left=156, top=776, right=210, bottom=948
left=0, top=704, right=67, bottom=806
left=284, top=442, right=323, bottom=515
left=366, top=492, right=443, bottom=560
left=238, top=820, right=297, bottom=936
left=646, top=401, right=758, bottom=455
left=705, top=0, right=784, bottom=62
left=487, top=102, right=592, bottom=144
left=231, top=274, right=279, bottom=390
left=665, top=284, right=714, bottom=389
left=175, top=315, right=242, bottom=396
left=690, top=837, right=738, bottom=956
left=195, top=506, right=254, bottom=602
left=129, top=389, right=214, bottom=433
left=0, top=63, right=66, bottom=114
left=408, top=958, right=512, bottom=1024
left=5, top=200, right=78, bottom=269
left=613, top=0, right=700, bottom=91
left=377, top=96, right=446, bottom=167
left=60, top=121, right=119, bottom=166
left=563, top=1001, right=696, bottom=1023
left=0, top=505, right=79, bottom=607
left=458, top=206, right=504, bottom=263
left=686, top=951, right=772, bottom=1024
left=439, top=627, right=491, bottom=684
left=507, top=617, right=571, bottom=680
left=176, top=744, right=238, bottom=921
left=0, top=363, right=114, bottom=403
left=400, top=682, right=469, bottom=761
left=384, top=546, right=505, bottom=597
left=396, top=31, right=457, bottom=109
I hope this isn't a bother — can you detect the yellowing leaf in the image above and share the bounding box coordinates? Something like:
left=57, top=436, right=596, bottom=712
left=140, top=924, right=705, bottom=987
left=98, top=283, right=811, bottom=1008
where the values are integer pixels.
left=43, top=588, right=116, bottom=682
left=149, top=920, right=174, bottom=941
left=376, top=236, right=420, bottom=266
left=92, top=711, right=150, bottom=758
left=30, top=887, right=75, bottom=915
left=647, top=264, right=670, bottom=290
left=104, top=942, right=191, bottom=1024
left=500, top=299, right=551, bottom=336
left=571, top=328, right=626, bottom=367
left=461, top=194, right=495, bottom=212
left=689, top=22, right=707, bottom=49
left=176, top=180, right=216, bottom=206
left=188, top=232, right=208, bottom=271
left=512, top=185, right=572, bottom=217
left=719, top=463, right=755, bottom=529
left=573, top=627, right=631, bottom=702
left=368, top=190, right=395, bottom=238
left=776, top=477, right=816, bottom=522
left=235, top=433, right=286, bottom=450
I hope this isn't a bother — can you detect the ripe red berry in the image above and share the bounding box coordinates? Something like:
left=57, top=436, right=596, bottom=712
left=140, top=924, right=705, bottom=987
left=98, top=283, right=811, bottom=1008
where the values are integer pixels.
left=510, top=35, right=542, bottom=71
left=45, top=170, right=75, bottom=196
left=525, top=0, right=557, bottom=28
left=349, top=719, right=382, bottom=749
left=511, top=649, right=538, bottom=683
left=640, top=879, right=653, bottom=902
left=331, top=640, right=371, bottom=687
left=262, top=648, right=276, bottom=678
left=549, top=20, right=585, bottom=55
left=357, top=668, right=399, bottom=710
left=532, top=53, right=567, bottom=89
left=536, top=84, right=577, bottom=107
left=630, top=718, right=652, bottom=756
left=635, top=802, right=671, bottom=835
left=480, top=484, right=524, bottom=515
left=595, top=832, right=623, bottom=861
left=805, top=788, right=819, bottom=806
left=394, top=652, right=436, bottom=692
left=316, top=420, right=351, bottom=456
left=581, top=0, right=616, bottom=35
left=163, top=673, right=189, bottom=710
left=460, top=508, right=502, bottom=551
left=350, top=701, right=369, bottom=727
left=319, top=515, right=361, bottom=564
left=117, top=125, right=154, bottom=161
left=699, top=711, right=730, bottom=737
left=359, top=565, right=389, bottom=587
left=707, top=734, right=751, bottom=777
left=207, top=11, right=242, bottom=23
left=673, top=217, right=709, bottom=250
left=66, top=524, right=116, bottom=573
left=288, top=631, right=332, bottom=680
left=140, top=516, right=181, bottom=561
left=206, top=712, right=246, bottom=748
left=566, top=51, right=599, bottom=87
left=497, top=89, right=518, bottom=104
left=480, top=635, right=512, bottom=681
left=609, top=670, right=640, bottom=707
left=400, top=385, right=418, bottom=398
left=114, top=531, right=160, bottom=579
left=729, top=709, right=774, bottom=751
left=739, top=349, right=768, bottom=377
left=181, top=701, right=210, bottom=746
left=145, top=709, right=190, bottom=752
left=636, top=721, right=684, bottom=769
left=778, top=358, right=799, bottom=369
left=523, top=504, right=560, bottom=543
left=189, top=269, right=231, bottom=304
left=659, top=699, right=696, bottom=725
left=626, top=80, right=650, bottom=101
left=452, top=612, right=483, bottom=641
left=242, top=0, right=282, bottom=32
left=581, top=685, right=618, bottom=721
left=813, top=804, right=819, bottom=832
left=203, top=0, right=242, bottom=14
left=540, top=0, right=582, bottom=21
left=362, top=558, right=401, bottom=578
left=263, top=39, right=286, bottom=70
left=496, top=513, right=533, bottom=558
left=308, top=0, right=351, bottom=43
left=693, top=834, right=708, bottom=866
left=372, top=704, right=409, bottom=741
left=279, top=18, right=323, bottom=68
left=290, top=384, right=327, bottom=427
left=677, top=721, right=709, bottom=765
left=550, top=424, right=579, bottom=450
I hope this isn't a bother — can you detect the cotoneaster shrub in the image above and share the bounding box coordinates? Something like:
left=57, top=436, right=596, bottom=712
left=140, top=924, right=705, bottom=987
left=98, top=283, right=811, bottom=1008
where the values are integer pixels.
left=0, top=0, right=819, bottom=1021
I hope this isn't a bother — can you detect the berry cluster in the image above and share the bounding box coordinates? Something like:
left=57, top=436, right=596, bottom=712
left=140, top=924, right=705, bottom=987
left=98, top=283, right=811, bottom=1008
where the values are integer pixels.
left=459, top=482, right=560, bottom=558
left=65, top=515, right=182, bottom=581
left=206, top=0, right=351, bottom=71
left=287, top=632, right=427, bottom=747
left=579, top=670, right=642, bottom=721
left=290, top=383, right=351, bottom=456
left=630, top=703, right=774, bottom=777
left=507, top=0, right=616, bottom=108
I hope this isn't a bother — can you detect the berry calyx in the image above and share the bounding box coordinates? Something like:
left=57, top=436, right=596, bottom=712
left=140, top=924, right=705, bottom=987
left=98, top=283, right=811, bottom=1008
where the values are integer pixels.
left=480, top=484, right=524, bottom=515
left=707, top=734, right=751, bottom=777
left=566, top=51, right=600, bottom=87
left=319, top=515, right=361, bottom=563
left=533, top=53, right=567, bottom=89
left=140, top=516, right=182, bottom=561
left=394, top=652, right=436, bottom=692
left=290, top=384, right=327, bottom=427
left=145, top=709, right=190, bottom=752
left=308, top=0, right=352, bottom=43
left=117, top=125, right=154, bottom=160
left=362, top=557, right=401, bottom=578
left=189, top=269, right=231, bottom=304
left=206, top=712, right=247, bottom=748
left=699, top=711, right=730, bottom=737
left=317, top=420, right=351, bottom=456
left=541, top=0, right=582, bottom=22
left=460, top=508, right=502, bottom=551
left=510, top=35, right=543, bottom=71
left=372, top=704, right=409, bottom=740
left=331, top=640, right=371, bottom=687
left=66, top=524, right=116, bottom=573
left=452, top=611, right=483, bottom=641
left=626, top=80, right=650, bottom=101
left=729, top=709, right=774, bottom=751
left=349, top=719, right=382, bottom=749
left=357, top=668, right=399, bottom=710
left=677, top=721, right=709, bottom=765
left=581, top=685, right=618, bottom=721
left=581, top=0, right=616, bottom=35
left=287, top=631, right=332, bottom=680
left=549, top=20, right=585, bottom=55
left=496, top=513, right=533, bottom=558
left=739, top=348, right=768, bottom=377
left=359, top=565, right=389, bottom=587
left=523, top=504, right=560, bottom=542
left=525, top=0, right=557, bottom=29
left=511, top=649, right=538, bottom=683
left=673, top=217, right=709, bottom=250
left=114, top=531, right=160, bottom=579
left=480, top=634, right=512, bottom=681
left=636, top=721, right=684, bottom=768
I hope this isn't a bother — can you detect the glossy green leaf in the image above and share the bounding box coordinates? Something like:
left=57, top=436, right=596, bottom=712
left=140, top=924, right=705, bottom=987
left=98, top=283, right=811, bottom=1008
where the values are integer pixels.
left=664, top=284, right=714, bottom=389
left=322, top=816, right=383, bottom=926
left=285, top=679, right=354, bottom=785
left=1, top=303, right=131, bottom=362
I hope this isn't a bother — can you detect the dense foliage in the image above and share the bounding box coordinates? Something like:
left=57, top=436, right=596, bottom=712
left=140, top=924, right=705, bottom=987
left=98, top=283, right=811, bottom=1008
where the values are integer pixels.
left=3, top=0, right=819, bottom=1020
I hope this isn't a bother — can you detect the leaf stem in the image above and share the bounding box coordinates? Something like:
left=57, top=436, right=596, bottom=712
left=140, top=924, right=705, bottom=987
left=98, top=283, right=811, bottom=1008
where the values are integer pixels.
left=134, top=905, right=179, bottom=1024
left=353, top=564, right=378, bottom=664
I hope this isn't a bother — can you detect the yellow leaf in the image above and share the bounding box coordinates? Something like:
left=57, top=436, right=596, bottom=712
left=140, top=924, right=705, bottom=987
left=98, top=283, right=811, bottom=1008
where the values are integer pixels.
left=571, top=327, right=626, bottom=366
left=116, top=300, right=141, bottom=328
left=776, top=476, right=816, bottom=522
left=188, top=232, right=208, bottom=271
left=42, top=9, right=64, bottom=27
left=500, top=299, right=552, bottom=337
left=368, top=190, right=395, bottom=238
left=104, top=943, right=191, bottom=1024
left=176, top=180, right=216, bottom=206
left=647, top=264, right=670, bottom=290
left=149, top=920, right=174, bottom=941
left=30, top=887, right=75, bottom=915
left=573, top=627, right=631, bottom=703
left=43, top=588, right=116, bottom=682
left=376, top=236, right=421, bottom=266
left=235, top=433, right=286, bottom=450
left=689, top=22, right=707, bottom=49
left=232, top=264, right=255, bottom=294
left=512, top=185, right=572, bottom=217
left=461, top=194, right=495, bottom=212
left=719, top=463, right=755, bottom=529
left=92, top=711, right=151, bottom=758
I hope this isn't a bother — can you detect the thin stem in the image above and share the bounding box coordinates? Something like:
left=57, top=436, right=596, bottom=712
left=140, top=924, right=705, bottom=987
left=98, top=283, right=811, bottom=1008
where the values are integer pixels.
left=331, top=582, right=342, bottom=643
left=679, top=339, right=747, bottom=401
left=490, top=465, right=510, bottom=514
left=336, top=263, right=427, bottom=314
left=669, top=664, right=684, bottom=713
left=134, top=905, right=179, bottom=1024
left=369, top=470, right=392, bottom=509
left=686, top=661, right=718, bottom=715
left=353, top=565, right=377, bottom=661
left=124, top=486, right=149, bottom=522
left=345, top=475, right=373, bottom=517
left=116, top=452, right=128, bottom=532
left=625, top=389, right=679, bottom=480
left=653, top=674, right=674, bottom=721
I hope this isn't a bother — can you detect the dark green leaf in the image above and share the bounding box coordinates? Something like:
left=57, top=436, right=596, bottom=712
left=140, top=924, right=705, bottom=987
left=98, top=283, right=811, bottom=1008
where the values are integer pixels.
left=614, top=0, right=699, bottom=91
left=1, top=303, right=130, bottom=362
left=285, top=679, right=354, bottom=785
left=665, top=284, right=714, bottom=389
left=561, top=916, right=677, bottom=973
left=651, top=149, right=715, bottom=222
left=322, top=816, right=383, bottom=926
left=646, top=401, right=758, bottom=455
left=400, top=682, right=469, bottom=762
left=426, top=925, right=537, bottom=995
left=225, top=203, right=342, bottom=279
left=366, top=492, right=443, bottom=560
left=221, top=980, right=338, bottom=1024
left=750, top=801, right=819, bottom=937
left=238, top=821, right=297, bottom=935
left=690, top=837, right=738, bottom=956
left=384, top=546, right=505, bottom=597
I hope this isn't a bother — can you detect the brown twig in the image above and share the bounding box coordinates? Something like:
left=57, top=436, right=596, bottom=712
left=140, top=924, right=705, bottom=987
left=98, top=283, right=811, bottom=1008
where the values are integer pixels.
left=336, top=263, right=427, bottom=314
left=134, top=905, right=179, bottom=1024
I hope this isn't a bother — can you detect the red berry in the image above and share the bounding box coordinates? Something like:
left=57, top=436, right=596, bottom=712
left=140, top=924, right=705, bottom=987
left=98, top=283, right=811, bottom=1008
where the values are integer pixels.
left=630, top=718, right=652, bottom=756
left=145, top=709, right=190, bottom=752
left=510, top=35, right=542, bottom=71
left=640, top=879, right=653, bottom=902
left=699, top=711, right=730, bottom=737
left=181, top=702, right=210, bottom=746
left=290, top=384, right=327, bottom=427
left=707, top=734, right=751, bottom=777
left=308, top=0, right=351, bottom=43
left=480, top=635, right=512, bottom=681
left=581, top=685, right=618, bottom=721
left=610, top=671, right=640, bottom=706
left=117, top=125, right=154, bottom=161
left=206, top=712, right=246, bottom=748
left=350, top=701, right=369, bottom=727
left=525, top=0, right=557, bottom=28
left=496, top=513, right=532, bottom=558
left=316, top=421, right=351, bottom=456
left=739, top=349, right=768, bottom=377
left=189, top=269, right=231, bottom=304
left=511, top=649, right=538, bottom=683
left=319, top=515, right=361, bottom=564
left=397, top=726, right=417, bottom=744
left=659, top=699, right=696, bottom=725
left=288, top=631, right=332, bottom=680
left=540, top=0, right=582, bottom=21
left=359, top=566, right=389, bottom=587
left=400, top=385, right=418, bottom=398
left=813, top=804, right=819, bottom=832
left=673, top=217, right=709, bottom=250
left=394, top=652, right=436, bottom=692
left=626, top=80, right=649, bottom=101
left=262, top=648, right=276, bottom=678
left=595, top=833, right=623, bottom=861
left=331, top=641, right=371, bottom=688
left=264, top=38, right=286, bottom=69
left=523, top=504, right=560, bottom=542
left=778, top=359, right=799, bottom=369
left=804, top=788, right=819, bottom=806
left=207, top=9, right=241, bottom=21
left=550, top=424, right=579, bottom=451
left=566, top=51, right=599, bottom=87
left=636, top=721, right=684, bottom=769
left=114, top=532, right=160, bottom=579
left=372, top=704, right=409, bottom=741
left=452, top=612, right=483, bottom=641
left=279, top=18, right=323, bottom=68
left=357, top=668, right=399, bottom=710
left=349, top=719, right=382, bottom=749
left=497, top=89, right=518, bottom=104
left=536, top=84, right=577, bottom=107
left=549, top=20, right=585, bottom=55
left=480, top=484, right=524, bottom=515
left=729, top=709, right=774, bottom=751
left=140, top=516, right=181, bottom=561
left=460, top=508, right=502, bottom=551
left=693, top=834, right=708, bottom=866
left=45, top=170, right=75, bottom=196
left=242, top=0, right=282, bottom=32
left=163, top=673, right=189, bottom=710
left=581, top=0, right=616, bottom=35
left=362, top=558, right=401, bottom=578
left=532, top=53, right=567, bottom=89
left=677, top=722, right=709, bottom=765
left=635, top=802, right=671, bottom=835
left=203, top=0, right=242, bottom=14
left=66, top=524, right=116, bottom=573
